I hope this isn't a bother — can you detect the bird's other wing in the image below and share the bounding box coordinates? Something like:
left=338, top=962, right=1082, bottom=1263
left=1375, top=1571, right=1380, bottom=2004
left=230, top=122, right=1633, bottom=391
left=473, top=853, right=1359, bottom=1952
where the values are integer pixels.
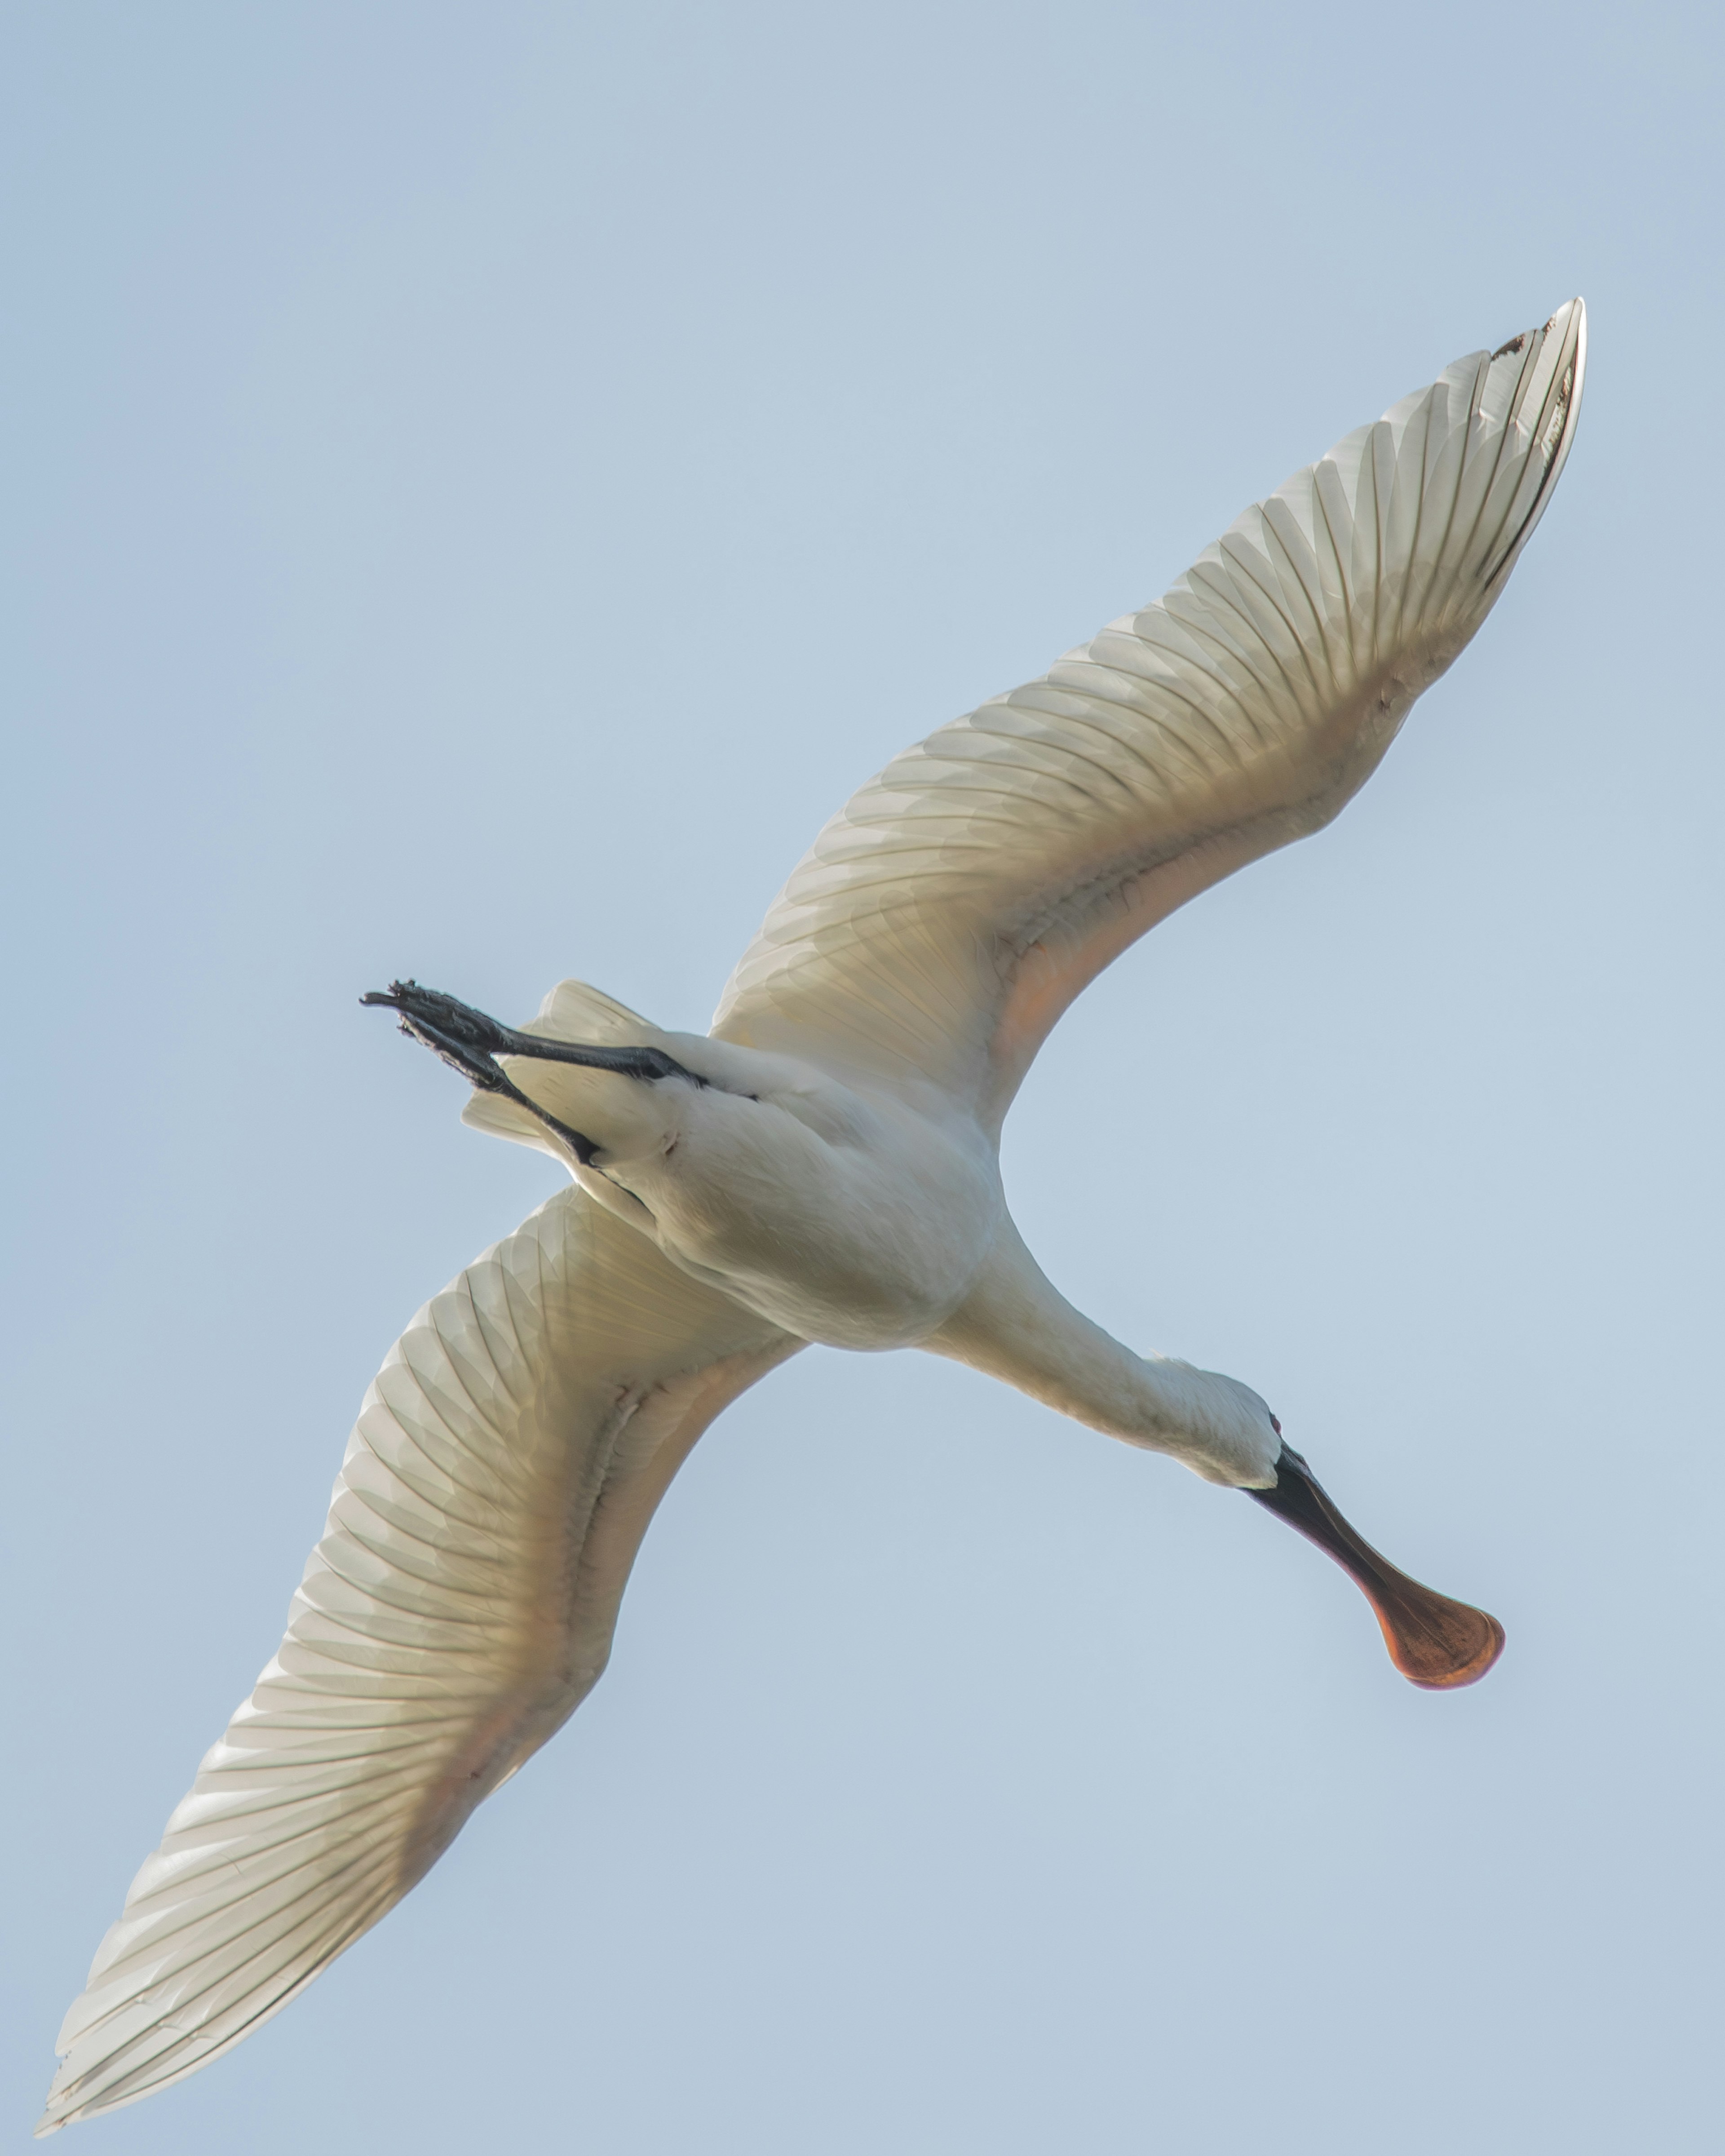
left=712, top=301, right=1585, bottom=1130
left=39, top=1192, right=798, bottom=2134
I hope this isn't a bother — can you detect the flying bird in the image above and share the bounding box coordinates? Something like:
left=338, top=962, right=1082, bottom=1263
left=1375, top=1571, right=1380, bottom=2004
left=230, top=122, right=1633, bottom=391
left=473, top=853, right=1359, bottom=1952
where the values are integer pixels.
left=41, top=300, right=1586, bottom=2133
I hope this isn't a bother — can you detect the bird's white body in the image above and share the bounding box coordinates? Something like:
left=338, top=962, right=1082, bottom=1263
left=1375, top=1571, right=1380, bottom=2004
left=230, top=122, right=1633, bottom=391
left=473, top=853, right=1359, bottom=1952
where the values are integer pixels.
left=565, top=1031, right=1006, bottom=1352
left=40, top=302, right=1586, bottom=2133
left=493, top=1014, right=1280, bottom=1482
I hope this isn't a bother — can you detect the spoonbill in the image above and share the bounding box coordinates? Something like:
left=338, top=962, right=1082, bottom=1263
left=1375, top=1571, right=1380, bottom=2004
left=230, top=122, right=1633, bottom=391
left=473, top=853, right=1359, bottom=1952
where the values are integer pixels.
left=41, top=300, right=1586, bottom=2133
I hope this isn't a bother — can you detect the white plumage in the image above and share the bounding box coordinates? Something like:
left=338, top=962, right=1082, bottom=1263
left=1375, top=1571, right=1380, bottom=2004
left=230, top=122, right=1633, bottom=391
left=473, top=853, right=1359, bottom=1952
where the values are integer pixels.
left=40, top=300, right=1585, bottom=2134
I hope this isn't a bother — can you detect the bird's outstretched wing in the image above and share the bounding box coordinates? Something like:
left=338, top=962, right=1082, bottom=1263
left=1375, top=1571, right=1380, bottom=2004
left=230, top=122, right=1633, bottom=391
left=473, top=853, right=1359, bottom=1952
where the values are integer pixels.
left=40, top=1194, right=796, bottom=2134
left=713, top=301, right=1585, bottom=1129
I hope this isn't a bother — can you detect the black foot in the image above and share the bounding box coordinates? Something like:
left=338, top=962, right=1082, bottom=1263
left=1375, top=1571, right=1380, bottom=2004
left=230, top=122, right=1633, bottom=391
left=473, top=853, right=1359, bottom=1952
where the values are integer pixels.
left=361, top=979, right=703, bottom=1165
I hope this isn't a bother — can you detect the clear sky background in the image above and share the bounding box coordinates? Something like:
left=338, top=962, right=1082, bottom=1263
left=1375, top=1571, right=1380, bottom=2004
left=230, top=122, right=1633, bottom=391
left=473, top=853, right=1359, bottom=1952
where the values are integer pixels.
left=4, top=4, right=1721, bottom=2151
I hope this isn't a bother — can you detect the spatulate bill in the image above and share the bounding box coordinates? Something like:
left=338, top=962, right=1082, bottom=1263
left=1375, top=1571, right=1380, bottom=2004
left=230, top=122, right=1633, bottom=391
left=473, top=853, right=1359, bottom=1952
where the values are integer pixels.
left=1247, top=1447, right=1504, bottom=1689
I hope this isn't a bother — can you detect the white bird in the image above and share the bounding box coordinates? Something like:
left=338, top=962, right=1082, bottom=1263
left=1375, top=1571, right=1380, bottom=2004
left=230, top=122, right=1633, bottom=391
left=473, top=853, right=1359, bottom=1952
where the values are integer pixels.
left=40, top=300, right=1586, bottom=2134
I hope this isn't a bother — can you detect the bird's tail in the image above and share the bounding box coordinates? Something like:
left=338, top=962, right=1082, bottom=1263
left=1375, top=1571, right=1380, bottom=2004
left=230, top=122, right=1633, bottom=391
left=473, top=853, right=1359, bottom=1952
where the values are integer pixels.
left=461, top=977, right=681, bottom=1161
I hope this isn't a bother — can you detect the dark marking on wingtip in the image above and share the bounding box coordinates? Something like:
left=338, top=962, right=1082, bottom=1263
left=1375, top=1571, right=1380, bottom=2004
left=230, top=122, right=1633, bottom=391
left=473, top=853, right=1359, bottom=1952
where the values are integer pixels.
left=1491, top=333, right=1527, bottom=359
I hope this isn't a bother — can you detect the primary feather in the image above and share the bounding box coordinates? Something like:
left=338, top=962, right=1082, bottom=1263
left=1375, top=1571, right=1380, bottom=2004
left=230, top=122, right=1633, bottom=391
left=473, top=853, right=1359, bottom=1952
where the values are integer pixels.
left=713, top=302, right=1584, bottom=1127
left=40, top=1195, right=794, bottom=2133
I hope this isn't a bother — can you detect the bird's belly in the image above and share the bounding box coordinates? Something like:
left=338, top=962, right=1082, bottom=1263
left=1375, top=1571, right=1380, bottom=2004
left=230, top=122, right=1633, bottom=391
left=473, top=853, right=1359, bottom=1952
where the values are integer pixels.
left=613, top=1093, right=1001, bottom=1351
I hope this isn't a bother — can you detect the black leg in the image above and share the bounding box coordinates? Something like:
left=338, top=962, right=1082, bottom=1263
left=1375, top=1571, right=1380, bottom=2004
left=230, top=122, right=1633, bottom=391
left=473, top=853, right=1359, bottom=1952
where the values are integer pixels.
left=361, top=979, right=704, bottom=1164
left=362, top=981, right=706, bottom=1087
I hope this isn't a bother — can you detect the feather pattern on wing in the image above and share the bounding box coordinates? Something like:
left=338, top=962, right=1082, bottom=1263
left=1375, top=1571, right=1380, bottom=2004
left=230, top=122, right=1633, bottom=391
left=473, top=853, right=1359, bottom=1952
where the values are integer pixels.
left=39, top=1193, right=796, bottom=2134
left=712, top=302, right=1585, bottom=1126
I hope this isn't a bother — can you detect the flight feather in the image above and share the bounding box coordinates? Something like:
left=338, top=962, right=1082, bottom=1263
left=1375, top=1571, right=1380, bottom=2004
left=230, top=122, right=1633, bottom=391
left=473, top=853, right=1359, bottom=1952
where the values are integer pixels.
left=712, top=302, right=1585, bottom=1124
left=39, top=1193, right=794, bottom=2133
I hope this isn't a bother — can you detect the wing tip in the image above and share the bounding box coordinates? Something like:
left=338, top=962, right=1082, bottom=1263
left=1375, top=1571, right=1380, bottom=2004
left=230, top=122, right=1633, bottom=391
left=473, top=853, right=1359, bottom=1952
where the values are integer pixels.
left=1478, top=294, right=1587, bottom=589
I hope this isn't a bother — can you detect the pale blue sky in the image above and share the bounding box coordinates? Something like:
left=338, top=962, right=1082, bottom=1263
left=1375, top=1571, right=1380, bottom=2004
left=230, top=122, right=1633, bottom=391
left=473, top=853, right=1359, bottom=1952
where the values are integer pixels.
left=4, top=4, right=1721, bottom=2151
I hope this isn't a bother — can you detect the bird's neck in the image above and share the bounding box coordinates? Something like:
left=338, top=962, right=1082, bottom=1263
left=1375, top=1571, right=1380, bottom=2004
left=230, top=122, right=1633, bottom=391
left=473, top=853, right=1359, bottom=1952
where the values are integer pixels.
left=923, top=1215, right=1276, bottom=1488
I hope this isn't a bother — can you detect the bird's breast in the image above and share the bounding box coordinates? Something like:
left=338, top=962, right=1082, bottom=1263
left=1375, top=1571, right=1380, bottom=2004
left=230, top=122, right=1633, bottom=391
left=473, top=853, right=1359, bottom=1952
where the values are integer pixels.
left=609, top=1084, right=1002, bottom=1351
